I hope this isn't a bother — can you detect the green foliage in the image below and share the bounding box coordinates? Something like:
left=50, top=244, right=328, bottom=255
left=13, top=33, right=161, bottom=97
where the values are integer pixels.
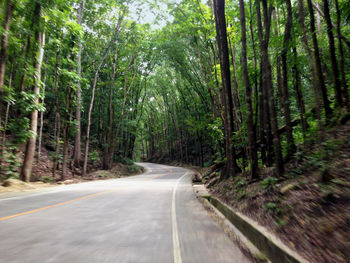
left=39, top=175, right=56, bottom=183
left=262, top=201, right=289, bottom=226
left=114, top=156, right=134, bottom=166
left=261, top=177, right=278, bottom=190
left=7, top=118, right=32, bottom=143
left=2, top=144, right=21, bottom=180
left=89, top=150, right=100, bottom=163
left=262, top=202, right=277, bottom=214
left=127, top=164, right=141, bottom=173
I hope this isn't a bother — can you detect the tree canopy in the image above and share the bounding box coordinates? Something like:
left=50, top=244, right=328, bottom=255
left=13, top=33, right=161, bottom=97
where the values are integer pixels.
left=0, top=0, right=349, bottom=182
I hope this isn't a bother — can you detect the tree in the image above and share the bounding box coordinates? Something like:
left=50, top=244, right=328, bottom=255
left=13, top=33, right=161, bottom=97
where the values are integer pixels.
left=238, top=0, right=258, bottom=179
left=212, top=0, right=240, bottom=176
left=21, top=3, right=45, bottom=182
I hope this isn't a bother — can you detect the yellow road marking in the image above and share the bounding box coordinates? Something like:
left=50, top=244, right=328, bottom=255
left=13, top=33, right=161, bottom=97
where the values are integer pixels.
left=0, top=190, right=113, bottom=222
left=0, top=167, right=175, bottom=222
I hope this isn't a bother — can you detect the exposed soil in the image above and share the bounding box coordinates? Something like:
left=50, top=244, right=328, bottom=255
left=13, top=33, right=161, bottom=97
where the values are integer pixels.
left=0, top=143, right=144, bottom=194
left=205, top=122, right=350, bottom=263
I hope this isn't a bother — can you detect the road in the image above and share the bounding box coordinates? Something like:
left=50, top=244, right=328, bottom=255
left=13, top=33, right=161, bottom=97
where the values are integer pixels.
left=0, top=163, right=250, bottom=263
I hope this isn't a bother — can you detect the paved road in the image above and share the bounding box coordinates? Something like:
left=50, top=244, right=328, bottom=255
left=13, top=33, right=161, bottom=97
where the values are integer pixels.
left=0, top=163, right=250, bottom=263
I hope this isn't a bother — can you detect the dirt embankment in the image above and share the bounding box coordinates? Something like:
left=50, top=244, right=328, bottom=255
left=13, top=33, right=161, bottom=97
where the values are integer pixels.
left=0, top=146, right=144, bottom=195
left=199, top=122, right=350, bottom=263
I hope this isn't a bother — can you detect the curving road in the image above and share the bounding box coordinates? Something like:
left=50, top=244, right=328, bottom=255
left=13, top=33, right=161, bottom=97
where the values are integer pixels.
left=0, top=163, right=250, bottom=263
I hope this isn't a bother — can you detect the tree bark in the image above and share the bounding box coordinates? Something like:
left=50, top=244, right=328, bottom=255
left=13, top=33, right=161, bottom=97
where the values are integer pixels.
left=21, top=4, right=44, bottom=182
left=258, top=0, right=284, bottom=176
left=0, top=0, right=14, bottom=125
left=52, top=51, right=60, bottom=177
left=306, top=0, right=332, bottom=118
left=292, top=47, right=308, bottom=139
left=37, top=61, right=47, bottom=163
left=298, top=0, right=322, bottom=123
left=103, top=49, right=117, bottom=170
left=213, top=0, right=240, bottom=177
left=281, top=0, right=295, bottom=157
left=73, top=0, right=85, bottom=168
left=83, top=11, right=125, bottom=176
left=239, top=0, right=258, bottom=179
left=322, top=0, right=342, bottom=107
left=334, top=0, right=348, bottom=106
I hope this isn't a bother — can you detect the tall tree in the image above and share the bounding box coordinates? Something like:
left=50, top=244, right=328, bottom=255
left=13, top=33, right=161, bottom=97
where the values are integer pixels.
left=306, top=0, right=332, bottom=118
left=212, top=0, right=240, bottom=176
left=322, top=0, right=342, bottom=107
left=73, top=0, right=85, bottom=168
left=239, top=0, right=258, bottom=179
left=83, top=9, right=125, bottom=176
left=0, top=0, right=14, bottom=124
left=21, top=3, right=45, bottom=182
left=281, top=0, right=295, bottom=157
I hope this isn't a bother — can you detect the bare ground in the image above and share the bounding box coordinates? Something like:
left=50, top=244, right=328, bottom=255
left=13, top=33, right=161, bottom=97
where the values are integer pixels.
left=205, top=122, right=350, bottom=263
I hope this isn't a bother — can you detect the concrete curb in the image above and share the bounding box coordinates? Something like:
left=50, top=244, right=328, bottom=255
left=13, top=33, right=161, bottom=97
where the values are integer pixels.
left=200, top=197, right=270, bottom=263
left=204, top=195, right=309, bottom=263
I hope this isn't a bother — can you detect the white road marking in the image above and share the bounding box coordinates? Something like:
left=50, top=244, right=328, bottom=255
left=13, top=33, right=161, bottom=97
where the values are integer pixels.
left=172, top=172, right=189, bottom=263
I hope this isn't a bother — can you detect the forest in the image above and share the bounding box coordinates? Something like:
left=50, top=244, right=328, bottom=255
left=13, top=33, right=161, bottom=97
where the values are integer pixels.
left=0, top=0, right=349, bottom=261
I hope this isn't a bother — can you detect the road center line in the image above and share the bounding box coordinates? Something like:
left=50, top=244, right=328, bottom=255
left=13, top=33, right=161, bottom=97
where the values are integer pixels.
left=0, top=167, right=176, bottom=222
left=172, top=172, right=189, bottom=263
left=0, top=190, right=114, bottom=222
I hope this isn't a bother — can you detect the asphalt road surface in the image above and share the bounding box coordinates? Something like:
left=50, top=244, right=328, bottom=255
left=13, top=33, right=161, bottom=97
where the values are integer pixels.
left=0, top=163, right=250, bottom=263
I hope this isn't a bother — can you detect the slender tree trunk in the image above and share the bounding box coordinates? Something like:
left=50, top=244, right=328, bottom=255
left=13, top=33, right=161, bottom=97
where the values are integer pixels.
left=281, top=0, right=295, bottom=157
left=239, top=0, right=258, bottom=179
left=293, top=47, right=308, bottom=139
left=62, top=44, right=75, bottom=180
left=213, top=0, right=240, bottom=177
left=73, top=0, right=85, bottom=168
left=259, top=0, right=284, bottom=175
left=311, top=1, right=350, bottom=49
left=37, top=63, right=47, bottom=162
left=315, top=2, right=322, bottom=36
left=19, top=31, right=33, bottom=93
left=83, top=12, right=125, bottom=176
left=256, top=0, right=274, bottom=168
left=52, top=51, right=60, bottom=177
left=0, top=0, right=13, bottom=125
left=298, top=0, right=322, bottom=122
left=62, top=95, right=73, bottom=180
left=334, top=0, right=348, bottom=106
left=104, top=50, right=117, bottom=170
left=228, top=37, right=243, bottom=127
left=322, top=0, right=342, bottom=107
left=21, top=4, right=44, bottom=182
left=0, top=60, right=13, bottom=168
left=306, top=0, right=332, bottom=118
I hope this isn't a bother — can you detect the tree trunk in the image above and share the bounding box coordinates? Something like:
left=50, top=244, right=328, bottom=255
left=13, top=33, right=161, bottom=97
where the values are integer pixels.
left=0, top=0, right=14, bottom=125
left=213, top=0, right=240, bottom=177
left=334, top=0, right=349, bottom=106
left=322, top=0, right=342, bottom=107
left=103, top=50, right=117, bottom=170
left=256, top=0, right=274, bottom=168
left=298, top=0, right=322, bottom=123
left=37, top=62, right=47, bottom=163
left=83, top=11, right=125, bottom=176
left=258, top=0, right=284, bottom=176
left=0, top=60, right=13, bottom=168
left=73, top=0, right=85, bottom=168
left=239, top=0, right=258, bottom=179
left=52, top=51, right=60, bottom=177
left=306, top=0, right=332, bottom=118
left=281, top=0, right=295, bottom=157
left=21, top=4, right=44, bottom=182
left=292, top=47, right=308, bottom=139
